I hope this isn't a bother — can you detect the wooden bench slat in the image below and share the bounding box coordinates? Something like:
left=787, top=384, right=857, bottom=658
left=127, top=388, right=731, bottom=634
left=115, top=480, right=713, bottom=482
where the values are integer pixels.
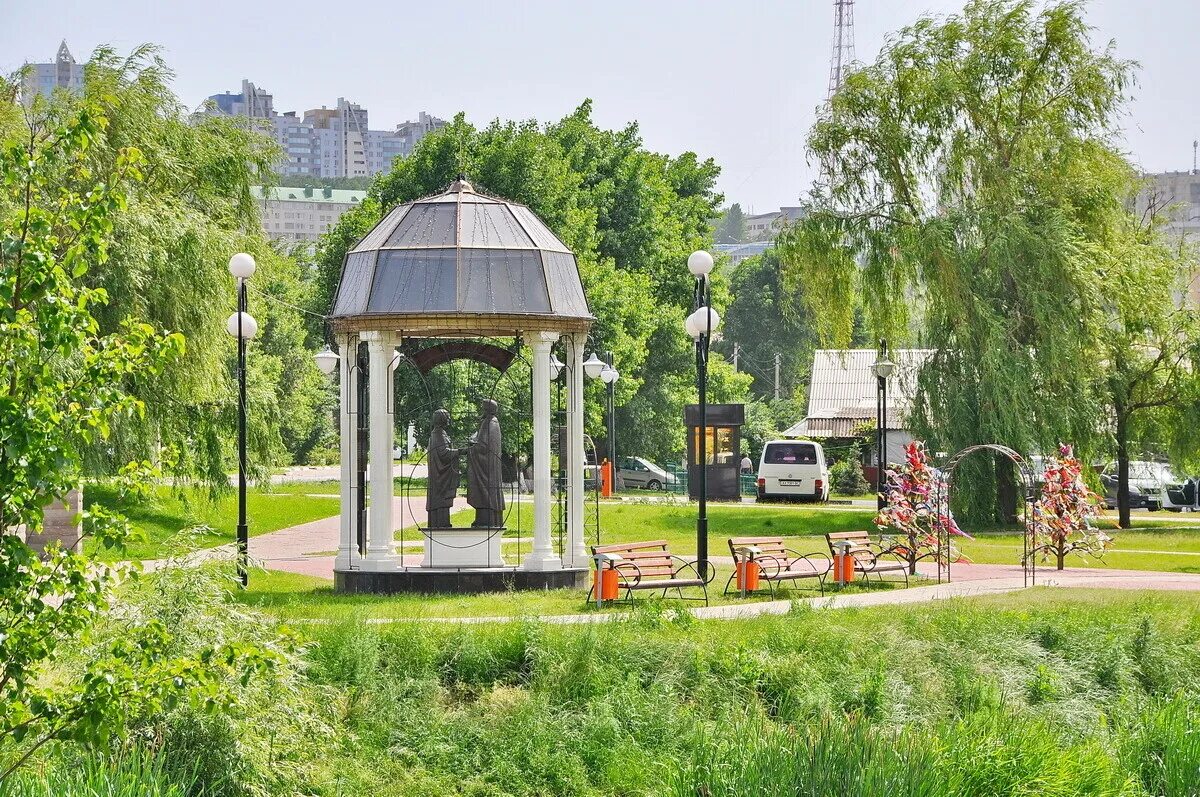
left=593, top=540, right=668, bottom=553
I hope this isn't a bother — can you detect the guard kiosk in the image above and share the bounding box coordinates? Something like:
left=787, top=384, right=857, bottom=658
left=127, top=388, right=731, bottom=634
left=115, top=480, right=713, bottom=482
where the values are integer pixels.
left=684, top=403, right=745, bottom=500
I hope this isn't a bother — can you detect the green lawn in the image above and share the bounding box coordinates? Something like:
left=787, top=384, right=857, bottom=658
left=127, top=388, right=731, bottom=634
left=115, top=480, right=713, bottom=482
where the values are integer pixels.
left=955, top=526, right=1200, bottom=574
left=84, top=484, right=339, bottom=561
left=449, top=499, right=879, bottom=555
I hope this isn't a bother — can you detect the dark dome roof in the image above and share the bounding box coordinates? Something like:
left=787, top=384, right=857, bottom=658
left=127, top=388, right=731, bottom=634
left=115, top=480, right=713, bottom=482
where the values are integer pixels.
left=330, top=178, right=592, bottom=333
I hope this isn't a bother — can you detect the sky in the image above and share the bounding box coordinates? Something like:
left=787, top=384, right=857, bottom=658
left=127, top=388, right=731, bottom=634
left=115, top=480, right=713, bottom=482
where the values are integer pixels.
left=3, top=0, right=1199, bottom=212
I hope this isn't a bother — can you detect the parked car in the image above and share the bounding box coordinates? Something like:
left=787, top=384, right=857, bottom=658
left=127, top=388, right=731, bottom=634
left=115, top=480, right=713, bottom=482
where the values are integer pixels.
left=1099, top=460, right=1183, bottom=511
left=617, top=456, right=675, bottom=490
left=1099, top=472, right=1155, bottom=510
left=756, top=440, right=830, bottom=502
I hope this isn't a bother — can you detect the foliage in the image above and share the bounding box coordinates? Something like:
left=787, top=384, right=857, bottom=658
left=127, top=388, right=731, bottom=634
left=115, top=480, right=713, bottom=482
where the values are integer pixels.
left=779, top=0, right=1135, bottom=522
left=713, top=203, right=745, bottom=244
left=311, top=102, right=746, bottom=462
left=11, top=46, right=334, bottom=485
left=718, top=249, right=818, bottom=401
left=1099, top=193, right=1200, bottom=527
left=0, top=98, right=272, bottom=783
left=1028, top=445, right=1110, bottom=569
left=875, top=442, right=967, bottom=573
left=830, top=455, right=870, bottom=496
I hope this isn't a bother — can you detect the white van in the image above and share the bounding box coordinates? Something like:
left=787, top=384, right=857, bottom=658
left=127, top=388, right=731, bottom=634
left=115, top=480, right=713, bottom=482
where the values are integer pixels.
left=756, top=440, right=830, bottom=502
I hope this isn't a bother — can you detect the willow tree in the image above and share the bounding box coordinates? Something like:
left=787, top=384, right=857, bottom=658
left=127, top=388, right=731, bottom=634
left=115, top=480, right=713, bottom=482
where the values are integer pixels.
left=14, top=46, right=333, bottom=486
left=779, top=0, right=1132, bottom=521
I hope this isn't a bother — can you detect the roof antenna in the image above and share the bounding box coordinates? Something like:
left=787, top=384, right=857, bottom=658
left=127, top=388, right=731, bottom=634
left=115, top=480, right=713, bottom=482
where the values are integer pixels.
left=1193, top=140, right=1197, bottom=174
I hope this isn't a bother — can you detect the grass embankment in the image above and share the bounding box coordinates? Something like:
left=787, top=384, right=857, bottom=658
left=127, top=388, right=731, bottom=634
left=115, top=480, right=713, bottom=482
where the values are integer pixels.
left=8, top=579, right=1200, bottom=796
left=295, top=590, right=1200, bottom=795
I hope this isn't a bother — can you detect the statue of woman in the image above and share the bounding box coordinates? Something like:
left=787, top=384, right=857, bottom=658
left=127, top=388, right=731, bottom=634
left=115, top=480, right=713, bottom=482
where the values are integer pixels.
left=467, top=398, right=505, bottom=528
left=426, top=409, right=462, bottom=528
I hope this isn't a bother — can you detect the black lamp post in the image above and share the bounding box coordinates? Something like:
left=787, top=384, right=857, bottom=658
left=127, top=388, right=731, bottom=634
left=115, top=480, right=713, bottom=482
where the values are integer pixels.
left=600, top=353, right=619, bottom=471
left=225, top=252, right=259, bottom=587
left=685, top=250, right=720, bottom=579
left=872, top=339, right=895, bottom=510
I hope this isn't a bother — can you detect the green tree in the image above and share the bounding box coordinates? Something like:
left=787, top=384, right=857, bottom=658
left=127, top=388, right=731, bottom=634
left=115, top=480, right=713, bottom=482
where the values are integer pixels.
left=1100, top=195, right=1200, bottom=527
left=779, top=0, right=1132, bottom=522
left=720, top=249, right=817, bottom=401
left=32, top=46, right=332, bottom=484
left=312, top=103, right=744, bottom=462
left=714, top=203, right=746, bottom=244
left=0, top=96, right=270, bottom=782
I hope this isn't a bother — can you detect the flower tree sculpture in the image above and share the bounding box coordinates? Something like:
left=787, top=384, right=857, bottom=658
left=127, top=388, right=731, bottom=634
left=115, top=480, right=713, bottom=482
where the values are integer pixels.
left=875, top=441, right=970, bottom=575
left=1028, top=445, right=1111, bottom=570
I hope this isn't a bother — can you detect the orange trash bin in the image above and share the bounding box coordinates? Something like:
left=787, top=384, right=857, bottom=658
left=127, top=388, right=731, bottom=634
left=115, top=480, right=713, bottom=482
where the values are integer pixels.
left=736, top=559, right=761, bottom=593
left=835, top=549, right=856, bottom=584
left=600, top=459, right=613, bottom=498
left=592, top=566, right=619, bottom=602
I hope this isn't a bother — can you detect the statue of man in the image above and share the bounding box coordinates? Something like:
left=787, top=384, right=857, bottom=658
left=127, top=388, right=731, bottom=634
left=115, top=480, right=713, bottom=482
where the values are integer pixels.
left=467, top=398, right=505, bottom=528
left=426, top=409, right=462, bottom=528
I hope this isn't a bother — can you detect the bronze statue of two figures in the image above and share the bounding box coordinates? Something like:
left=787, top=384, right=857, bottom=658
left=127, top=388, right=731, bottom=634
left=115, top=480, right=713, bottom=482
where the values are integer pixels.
left=426, top=400, right=505, bottom=529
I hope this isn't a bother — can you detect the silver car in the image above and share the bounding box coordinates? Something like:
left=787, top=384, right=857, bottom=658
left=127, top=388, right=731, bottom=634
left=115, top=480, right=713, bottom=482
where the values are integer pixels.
left=617, top=457, right=675, bottom=490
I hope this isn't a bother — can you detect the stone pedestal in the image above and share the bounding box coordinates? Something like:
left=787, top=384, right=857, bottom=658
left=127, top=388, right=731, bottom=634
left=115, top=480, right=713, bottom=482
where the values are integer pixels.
left=422, top=527, right=506, bottom=568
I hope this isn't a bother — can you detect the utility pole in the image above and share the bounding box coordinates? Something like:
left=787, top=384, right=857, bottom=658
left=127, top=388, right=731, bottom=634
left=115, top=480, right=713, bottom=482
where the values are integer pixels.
left=732, top=342, right=740, bottom=372
left=774, top=353, right=781, bottom=400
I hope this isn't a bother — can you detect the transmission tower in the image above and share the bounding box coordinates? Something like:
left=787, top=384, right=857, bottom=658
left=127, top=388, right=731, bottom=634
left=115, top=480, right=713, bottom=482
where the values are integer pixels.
left=828, top=0, right=856, bottom=98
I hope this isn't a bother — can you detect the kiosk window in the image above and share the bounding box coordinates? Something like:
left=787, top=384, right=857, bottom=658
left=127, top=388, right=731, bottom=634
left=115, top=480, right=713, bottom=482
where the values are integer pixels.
left=764, top=443, right=817, bottom=465
left=693, top=426, right=735, bottom=465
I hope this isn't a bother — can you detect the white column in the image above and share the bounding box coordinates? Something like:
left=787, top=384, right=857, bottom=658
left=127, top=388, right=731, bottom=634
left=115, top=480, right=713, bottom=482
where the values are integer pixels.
left=524, top=332, right=562, bottom=571
left=363, top=330, right=399, bottom=568
left=336, top=332, right=357, bottom=570
left=565, top=332, right=588, bottom=567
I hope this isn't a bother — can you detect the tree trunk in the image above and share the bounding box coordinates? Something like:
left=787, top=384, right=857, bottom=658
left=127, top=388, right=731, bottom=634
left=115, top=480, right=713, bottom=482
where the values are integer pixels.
left=1056, top=541, right=1066, bottom=571
left=996, top=456, right=1018, bottom=525
left=1116, top=409, right=1131, bottom=530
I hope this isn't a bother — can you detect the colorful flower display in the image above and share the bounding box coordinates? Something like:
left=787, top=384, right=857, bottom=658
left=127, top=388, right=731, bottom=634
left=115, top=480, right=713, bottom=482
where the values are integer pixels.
left=875, top=441, right=970, bottom=573
left=1028, top=444, right=1111, bottom=570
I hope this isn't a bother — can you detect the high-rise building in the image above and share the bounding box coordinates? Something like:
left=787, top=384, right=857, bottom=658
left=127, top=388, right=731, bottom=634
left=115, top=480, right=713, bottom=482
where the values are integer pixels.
left=201, top=80, right=445, bottom=181
left=21, top=41, right=85, bottom=106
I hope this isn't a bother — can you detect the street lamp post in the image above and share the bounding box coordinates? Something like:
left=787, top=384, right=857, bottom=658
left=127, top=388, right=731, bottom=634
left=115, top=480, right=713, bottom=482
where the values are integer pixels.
left=225, top=253, right=258, bottom=587
left=871, top=339, right=896, bottom=510
left=685, top=250, right=720, bottom=579
left=584, top=351, right=620, bottom=493
left=599, top=355, right=619, bottom=471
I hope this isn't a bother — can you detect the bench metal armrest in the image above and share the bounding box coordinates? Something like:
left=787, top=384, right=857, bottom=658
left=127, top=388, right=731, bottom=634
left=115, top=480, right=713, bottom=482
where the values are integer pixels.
left=613, top=561, right=643, bottom=588
left=671, top=555, right=715, bottom=585
left=784, top=549, right=831, bottom=575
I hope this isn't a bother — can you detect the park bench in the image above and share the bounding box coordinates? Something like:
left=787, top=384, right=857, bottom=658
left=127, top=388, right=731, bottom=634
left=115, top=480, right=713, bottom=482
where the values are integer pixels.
left=724, top=536, right=830, bottom=597
left=825, top=531, right=910, bottom=587
left=590, top=540, right=714, bottom=606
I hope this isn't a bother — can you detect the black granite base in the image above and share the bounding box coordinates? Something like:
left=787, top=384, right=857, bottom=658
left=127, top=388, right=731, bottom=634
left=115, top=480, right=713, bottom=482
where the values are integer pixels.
left=334, top=567, right=589, bottom=595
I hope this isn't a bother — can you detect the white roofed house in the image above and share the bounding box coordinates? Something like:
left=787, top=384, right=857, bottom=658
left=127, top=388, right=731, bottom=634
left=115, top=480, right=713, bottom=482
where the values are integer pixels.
left=785, top=349, right=933, bottom=481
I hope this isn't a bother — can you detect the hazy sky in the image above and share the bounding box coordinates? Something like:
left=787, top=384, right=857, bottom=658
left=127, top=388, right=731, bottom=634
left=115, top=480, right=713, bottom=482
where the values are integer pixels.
left=3, top=0, right=1198, bottom=212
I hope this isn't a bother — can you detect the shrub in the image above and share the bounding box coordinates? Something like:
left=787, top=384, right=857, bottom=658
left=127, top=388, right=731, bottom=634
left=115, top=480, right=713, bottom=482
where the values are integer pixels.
left=830, top=457, right=870, bottom=495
